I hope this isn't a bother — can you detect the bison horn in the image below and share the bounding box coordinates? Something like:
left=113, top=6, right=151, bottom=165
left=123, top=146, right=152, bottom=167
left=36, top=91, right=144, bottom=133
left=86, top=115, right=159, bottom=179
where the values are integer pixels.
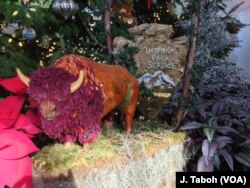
left=16, top=68, right=30, bottom=86
left=70, top=70, right=84, bottom=93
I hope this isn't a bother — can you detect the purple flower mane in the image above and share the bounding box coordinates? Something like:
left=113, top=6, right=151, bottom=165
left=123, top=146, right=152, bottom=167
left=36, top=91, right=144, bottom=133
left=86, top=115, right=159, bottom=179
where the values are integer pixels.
left=28, top=67, right=104, bottom=144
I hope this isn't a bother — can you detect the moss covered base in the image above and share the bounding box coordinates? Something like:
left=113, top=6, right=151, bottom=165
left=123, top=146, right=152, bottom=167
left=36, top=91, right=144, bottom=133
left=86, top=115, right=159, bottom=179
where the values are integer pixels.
left=32, top=130, right=186, bottom=188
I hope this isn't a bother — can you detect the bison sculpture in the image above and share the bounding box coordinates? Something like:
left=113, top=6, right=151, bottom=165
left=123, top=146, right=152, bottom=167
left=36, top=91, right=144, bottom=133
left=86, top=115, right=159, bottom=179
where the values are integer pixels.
left=17, top=54, right=139, bottom=144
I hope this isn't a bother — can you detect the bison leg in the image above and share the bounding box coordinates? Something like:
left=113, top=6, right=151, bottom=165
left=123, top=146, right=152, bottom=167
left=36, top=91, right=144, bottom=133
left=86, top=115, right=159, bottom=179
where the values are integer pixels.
left=123, top=82, right=139, bottom=134
left=102, top=111, right=117, bottom=131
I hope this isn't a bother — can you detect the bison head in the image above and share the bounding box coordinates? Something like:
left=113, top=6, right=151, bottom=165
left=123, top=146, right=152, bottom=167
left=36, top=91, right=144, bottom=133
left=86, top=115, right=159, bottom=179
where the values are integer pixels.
left=17, top=67, right=104, bottom=144
left=17, top=67, right=84, bottom=120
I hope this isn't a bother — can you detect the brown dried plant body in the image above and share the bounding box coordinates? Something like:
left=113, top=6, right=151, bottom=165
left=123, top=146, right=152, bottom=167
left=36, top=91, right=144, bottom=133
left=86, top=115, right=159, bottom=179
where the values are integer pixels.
left=18, top=54, right=139, bottom=135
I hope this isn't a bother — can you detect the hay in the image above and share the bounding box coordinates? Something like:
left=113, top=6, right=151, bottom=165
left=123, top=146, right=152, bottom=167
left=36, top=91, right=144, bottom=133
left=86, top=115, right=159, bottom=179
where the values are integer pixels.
left=75, top=144, right=185, bottom=188
left=33, top=127, right=186, bottom=188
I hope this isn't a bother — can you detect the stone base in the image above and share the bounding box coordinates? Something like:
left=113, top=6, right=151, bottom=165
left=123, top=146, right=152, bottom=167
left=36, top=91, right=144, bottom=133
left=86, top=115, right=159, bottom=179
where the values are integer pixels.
left=33, top=132, right=186, bottom=188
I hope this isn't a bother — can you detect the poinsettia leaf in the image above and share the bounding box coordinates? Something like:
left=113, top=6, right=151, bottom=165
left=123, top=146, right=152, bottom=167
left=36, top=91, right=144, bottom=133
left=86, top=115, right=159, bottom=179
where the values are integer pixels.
left=25, top=109, right=41, bottom=128
left=221, top=150, right=234, bottom=171
left=0, top=77, right=27, bottom=94
left=14, top=114, right=42, bottom=135
left=0, top=96, right=25, bottom=129
left=179, top=121, right=204, bottom=130
left=202, top=139, right=209, bottom=165
left=197, top=156, right=214, bottom=172
left=0, top=122, right=10, bottom=129
left=0, top=156, right=32, bottom=188
left=28, top=97, right=38, bottom=108
left=0, top=129, right=39, bottom=160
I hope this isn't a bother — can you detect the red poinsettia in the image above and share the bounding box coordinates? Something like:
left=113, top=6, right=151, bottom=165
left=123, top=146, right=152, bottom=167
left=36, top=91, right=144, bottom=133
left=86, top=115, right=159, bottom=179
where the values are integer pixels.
left=147, top=0, right=151, bottom=10
left=0, top=130, right=39, bottom=188
left=0, top=77, right=42, bottom=188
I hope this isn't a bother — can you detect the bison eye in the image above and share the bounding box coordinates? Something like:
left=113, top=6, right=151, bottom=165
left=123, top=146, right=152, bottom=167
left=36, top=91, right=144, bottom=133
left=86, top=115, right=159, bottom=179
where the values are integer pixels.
left=87, top=100, right=94, bottom=106
left=40, top=101, right=56, bottom=120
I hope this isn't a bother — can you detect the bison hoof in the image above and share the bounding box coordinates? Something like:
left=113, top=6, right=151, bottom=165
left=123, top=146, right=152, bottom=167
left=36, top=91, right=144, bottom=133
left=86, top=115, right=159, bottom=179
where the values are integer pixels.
left=124, top=128, right=132, bottom=135
left=83, top=143, right=89, bottom=149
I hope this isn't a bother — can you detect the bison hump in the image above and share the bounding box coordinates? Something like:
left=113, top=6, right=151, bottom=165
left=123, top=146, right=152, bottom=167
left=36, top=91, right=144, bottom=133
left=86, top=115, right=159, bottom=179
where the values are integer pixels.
left=54, top=54, right=95, bottom=77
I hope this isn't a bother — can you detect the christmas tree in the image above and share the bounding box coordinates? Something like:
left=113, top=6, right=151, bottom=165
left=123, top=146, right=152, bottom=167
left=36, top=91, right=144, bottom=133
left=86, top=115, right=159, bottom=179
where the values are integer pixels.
left=0, top=0, right=129, bottom=77
left=0, top=0, right=181, bottom=78
left=176, top=0, right=248, bottom=102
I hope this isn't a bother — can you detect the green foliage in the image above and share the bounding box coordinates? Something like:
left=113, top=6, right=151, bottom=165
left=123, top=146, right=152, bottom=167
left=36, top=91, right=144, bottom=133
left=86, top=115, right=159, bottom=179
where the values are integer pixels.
left=0, top=0, right=141, bottom=78
left=0, top=0, right=181, bottom=78
left=113, top=43, right=138, bottom=75
left=139, top=82, right=154, bottom=99
left=0, top=33, right=38, bottom=77
left=226, top=17, right=247, bottom=34
left=133, top=0, right=178, bottom=25
left=111, top=14, right=133, bottom=40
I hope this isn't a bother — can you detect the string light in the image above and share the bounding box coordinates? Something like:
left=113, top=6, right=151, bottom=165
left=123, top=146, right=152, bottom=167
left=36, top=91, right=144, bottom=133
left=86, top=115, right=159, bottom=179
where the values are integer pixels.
left=8, top=38, right=13, bottom=43
left=18, top=42, right=23, bottom=47
left=29, top=8, right=36, bottom=12
left=46, top=53, right=53, bottom=58
left=26, top=13, right=31, bottom=18
left=39, top=60, right=44, bottom=67
left=12, top=11, right=18, bottom=16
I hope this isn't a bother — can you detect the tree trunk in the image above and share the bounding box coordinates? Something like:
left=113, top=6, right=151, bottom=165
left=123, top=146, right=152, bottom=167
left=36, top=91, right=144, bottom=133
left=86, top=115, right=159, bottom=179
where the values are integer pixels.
left=172, top=12, right=199, bottom=128
left=104, top=0, right=113, bottom=63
